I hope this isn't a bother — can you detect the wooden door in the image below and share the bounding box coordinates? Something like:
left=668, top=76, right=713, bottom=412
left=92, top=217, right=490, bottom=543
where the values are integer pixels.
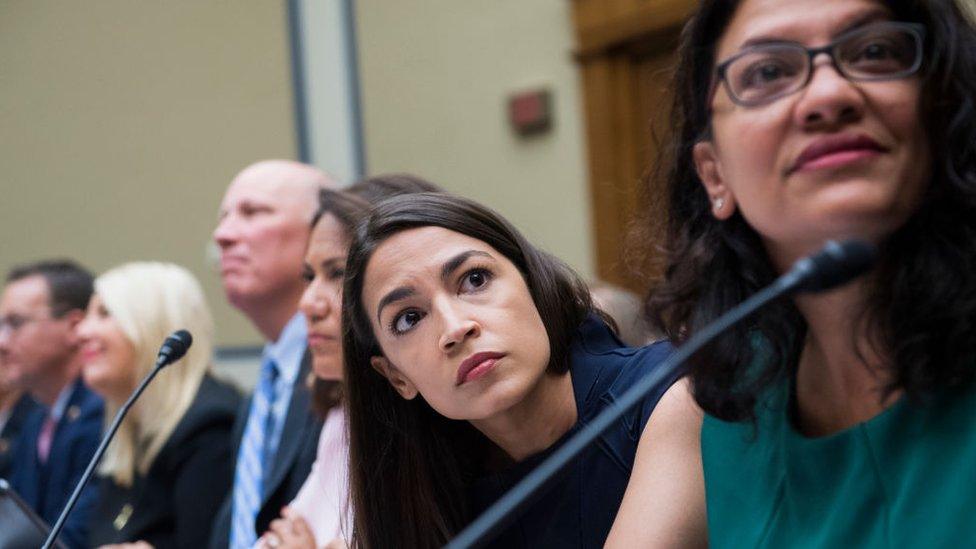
left=571, top=0, right=694, bottom=294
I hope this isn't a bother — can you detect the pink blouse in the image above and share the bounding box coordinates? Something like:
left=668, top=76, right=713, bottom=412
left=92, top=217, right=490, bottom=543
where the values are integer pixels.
left=289, top=406, right=352, bottom=545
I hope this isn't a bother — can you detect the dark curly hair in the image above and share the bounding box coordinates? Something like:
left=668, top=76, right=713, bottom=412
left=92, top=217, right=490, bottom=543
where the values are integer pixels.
left=646, top=0, right=976, bottom=421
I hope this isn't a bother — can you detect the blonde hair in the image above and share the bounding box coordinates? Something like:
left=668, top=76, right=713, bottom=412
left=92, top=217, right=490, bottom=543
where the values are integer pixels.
left=95, top=262, right=215, bottom=486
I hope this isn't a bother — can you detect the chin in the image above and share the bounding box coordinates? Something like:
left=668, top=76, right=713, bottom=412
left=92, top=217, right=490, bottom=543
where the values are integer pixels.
left=311, top=360, right=342, bottom=381
left=458, top=377, right=530, bottom=421
left=82, top=374, right=107, bottom=396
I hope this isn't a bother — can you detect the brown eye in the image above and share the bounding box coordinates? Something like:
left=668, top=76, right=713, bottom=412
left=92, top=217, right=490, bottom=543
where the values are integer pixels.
left=392, top=310, right=425, bottom=335
left=328, top=266, right=346, bottom=281
left=460, top=269, right=492, bottom=293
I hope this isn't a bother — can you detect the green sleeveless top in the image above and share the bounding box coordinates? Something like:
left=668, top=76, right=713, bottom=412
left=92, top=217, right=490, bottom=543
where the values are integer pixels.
left=701, top=382, right=976, bottom=548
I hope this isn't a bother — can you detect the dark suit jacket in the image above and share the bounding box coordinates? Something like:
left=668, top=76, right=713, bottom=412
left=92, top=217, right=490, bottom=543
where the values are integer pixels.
left=88, top=375, right=240, bottom=548
left=0, top=393, right=42, bottom=480
left=208, top=351, right=322, bottom=549
left=10, top=378, right=104, bottom=549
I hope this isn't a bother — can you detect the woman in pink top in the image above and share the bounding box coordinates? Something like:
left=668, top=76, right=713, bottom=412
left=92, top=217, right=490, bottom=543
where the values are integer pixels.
left=258, top=176, right=442, bottom=549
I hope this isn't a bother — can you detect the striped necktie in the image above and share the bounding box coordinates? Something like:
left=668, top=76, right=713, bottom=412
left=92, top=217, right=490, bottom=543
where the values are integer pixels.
left=229, top=357, right=278, bottom=548
left=37, top=413, right=57, bottom=463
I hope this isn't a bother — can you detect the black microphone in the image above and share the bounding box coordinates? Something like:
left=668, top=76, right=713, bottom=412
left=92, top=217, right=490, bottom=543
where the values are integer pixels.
left=42, top=330, right=194, bottom=549
left=781, top=239, right=877, bottom=293
left=445, top=239, right=876, bottom=549
left=156, top=329, right=193, bottom=367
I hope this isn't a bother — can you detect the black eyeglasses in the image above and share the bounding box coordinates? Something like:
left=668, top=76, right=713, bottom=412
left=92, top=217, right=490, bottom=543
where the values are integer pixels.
left=712, top=21, right=925, bottom=107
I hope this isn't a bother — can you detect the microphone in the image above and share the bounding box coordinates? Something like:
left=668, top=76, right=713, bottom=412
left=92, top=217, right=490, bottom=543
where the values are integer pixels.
left=781, top=239, right=877, bottom=293
left=445, top=239, right=877, bottom=549
left=42, top=330, right=194, bottom=549
left=156, top=329, right=193, bottom=367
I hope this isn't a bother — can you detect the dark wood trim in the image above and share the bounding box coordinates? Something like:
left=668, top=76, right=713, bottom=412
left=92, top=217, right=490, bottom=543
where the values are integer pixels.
left=572, top=0, right=694, bottom=57
left=571, top=0, right=693, bottom=292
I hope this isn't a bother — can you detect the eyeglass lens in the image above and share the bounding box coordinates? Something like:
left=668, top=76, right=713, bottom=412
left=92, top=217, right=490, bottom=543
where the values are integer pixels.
left=724, top=23, right=921, bottom=106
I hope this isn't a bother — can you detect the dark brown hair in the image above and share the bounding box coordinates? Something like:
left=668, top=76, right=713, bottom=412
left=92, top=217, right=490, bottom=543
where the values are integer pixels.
left=307, top=189, right=370, bottom=416
left=345, top=172, right=443, bottom=204
left=647, top=0, right=976, bottom=421
left=341, top=192, right=593, bottom=548
left=7, top=259, right=93, bottom=316
left=308, top=174, right=442, bottom=416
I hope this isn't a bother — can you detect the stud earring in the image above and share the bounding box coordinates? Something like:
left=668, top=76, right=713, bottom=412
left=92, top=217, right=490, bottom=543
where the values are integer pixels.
left=713, top=197, right=725, bottom=210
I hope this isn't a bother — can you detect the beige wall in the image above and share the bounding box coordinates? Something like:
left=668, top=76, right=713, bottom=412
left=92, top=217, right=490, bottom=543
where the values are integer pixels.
left=0, top=1, right=297, bottom=347
left=354, top=0, right=595, bottom=279
left=962, top=0, right=976, bottom=22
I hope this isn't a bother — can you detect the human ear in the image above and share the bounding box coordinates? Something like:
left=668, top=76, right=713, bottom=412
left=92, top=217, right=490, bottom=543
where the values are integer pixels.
left=63, top=309, right=86, bottom=345
left=370, top=356, right=419, bottom=400
left=693, top=141, right=736, bottom=220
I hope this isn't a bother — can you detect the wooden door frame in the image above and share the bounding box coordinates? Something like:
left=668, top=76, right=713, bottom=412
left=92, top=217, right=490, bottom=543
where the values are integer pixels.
left=570, top=0, right=695, bottom=291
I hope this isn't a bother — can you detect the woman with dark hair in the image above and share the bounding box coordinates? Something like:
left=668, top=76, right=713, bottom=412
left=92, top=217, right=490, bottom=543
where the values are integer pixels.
left=257, top=176, right=442, bottom=549
left=344, top=173, right=442, bottom=205
left=609, top=0, right=976, bottom=546
left=341, top=192, right=675, bottom=548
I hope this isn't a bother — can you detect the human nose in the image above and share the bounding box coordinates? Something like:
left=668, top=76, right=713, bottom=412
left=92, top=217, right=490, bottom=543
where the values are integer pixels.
left=436, top=300, right=480, bottom=353
left=212, top=215, right=240, bottom=249
left=299, top=279, right=333, bottom=321
left=75, top=316, right=95, bottom=343
left=793, top=55, right=864, bottom=129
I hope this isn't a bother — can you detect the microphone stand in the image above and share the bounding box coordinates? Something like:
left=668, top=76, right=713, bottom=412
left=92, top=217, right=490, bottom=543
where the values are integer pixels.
left=41, top=358, right=168, bottom=549
left=445, top=240, right=874, bottom=549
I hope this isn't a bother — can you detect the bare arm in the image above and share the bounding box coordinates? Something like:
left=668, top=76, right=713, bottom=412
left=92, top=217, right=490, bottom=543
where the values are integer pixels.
left=605, top=378, right=707, bottom=548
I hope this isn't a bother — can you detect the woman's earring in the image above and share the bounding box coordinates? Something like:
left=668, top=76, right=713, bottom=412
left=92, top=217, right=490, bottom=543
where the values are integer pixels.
left=713, top=197, right=725, bottom=211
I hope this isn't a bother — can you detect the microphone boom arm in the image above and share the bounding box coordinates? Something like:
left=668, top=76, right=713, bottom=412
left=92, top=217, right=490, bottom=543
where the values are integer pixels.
left=42, top=329, right=192, bottom=549
left=445, top=239, right=876, bottom=549
left=41, top=362, right=166, bottom=549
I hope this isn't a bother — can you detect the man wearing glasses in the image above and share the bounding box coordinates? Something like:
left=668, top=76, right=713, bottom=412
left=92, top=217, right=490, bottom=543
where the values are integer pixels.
left=0, top=259, right=103, bottom=549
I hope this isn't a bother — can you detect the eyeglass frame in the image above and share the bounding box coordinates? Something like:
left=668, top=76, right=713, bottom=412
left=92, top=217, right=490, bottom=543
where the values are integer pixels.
left=709, top=21, right=926, bottom=108
left=0, top=308, right=71, bottom=336
left=0, top=314, right=51, bottom=335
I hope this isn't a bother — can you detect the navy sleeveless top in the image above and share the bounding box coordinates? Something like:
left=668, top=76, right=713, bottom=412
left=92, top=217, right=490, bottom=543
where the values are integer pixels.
left=467, top=314, right=677, bottom=548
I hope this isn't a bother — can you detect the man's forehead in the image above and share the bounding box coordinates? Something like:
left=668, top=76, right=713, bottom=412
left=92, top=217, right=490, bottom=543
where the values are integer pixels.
left=221, top=172, right=316, bottom=211
left=0, top=276, right=51, bottom=312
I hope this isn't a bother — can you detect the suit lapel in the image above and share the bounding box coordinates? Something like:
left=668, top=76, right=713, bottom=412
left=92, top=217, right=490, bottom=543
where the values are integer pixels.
left=260, top=349, right=313, bottom=503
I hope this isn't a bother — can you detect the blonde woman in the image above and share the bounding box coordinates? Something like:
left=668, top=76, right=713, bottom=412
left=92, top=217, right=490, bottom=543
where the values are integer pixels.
left=77, top=262, right=240, bottom=548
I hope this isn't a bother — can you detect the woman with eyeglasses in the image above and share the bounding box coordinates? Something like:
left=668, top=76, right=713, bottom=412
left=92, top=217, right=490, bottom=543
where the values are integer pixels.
left=607, top=0, right=976, bottom=547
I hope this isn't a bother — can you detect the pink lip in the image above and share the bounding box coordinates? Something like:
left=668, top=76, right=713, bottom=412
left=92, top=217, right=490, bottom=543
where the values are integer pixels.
left=307, top=333, right=337, bottom=346
left=80, top=346, right=102, bottom=362
left=790, top=134, right=887, bottom=174
left=220, top=255, right=248, bottom=268
left=456, top=351, right=505, bottom=386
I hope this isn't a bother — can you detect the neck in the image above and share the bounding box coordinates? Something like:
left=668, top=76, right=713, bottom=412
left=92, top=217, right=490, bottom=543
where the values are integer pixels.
left=0, top=387, right=23, bottom=412
left=241, top=288, right=303, bottom=342
left=792, top=280, right=897, bottom=436
left=33, top=356, right=82, bottom=406
left=470, top=370, right=577, bottom=462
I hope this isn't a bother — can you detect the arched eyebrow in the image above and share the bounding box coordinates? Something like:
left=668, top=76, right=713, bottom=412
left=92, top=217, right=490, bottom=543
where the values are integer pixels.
left=738, top=7, right=892, bottom=50
left=440, top=250, right=492, bottom=282
left=320, top=256, right=345, bottom=270
left=376, top=287, right=417, bottom=324
left=374, top=249, right=494, bottom=323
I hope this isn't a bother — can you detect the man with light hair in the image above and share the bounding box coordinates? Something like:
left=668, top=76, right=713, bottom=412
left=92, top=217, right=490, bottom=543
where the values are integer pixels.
left=209, top=160, right=336, bottom=549
left=0, top=259, right=102, bottom=549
